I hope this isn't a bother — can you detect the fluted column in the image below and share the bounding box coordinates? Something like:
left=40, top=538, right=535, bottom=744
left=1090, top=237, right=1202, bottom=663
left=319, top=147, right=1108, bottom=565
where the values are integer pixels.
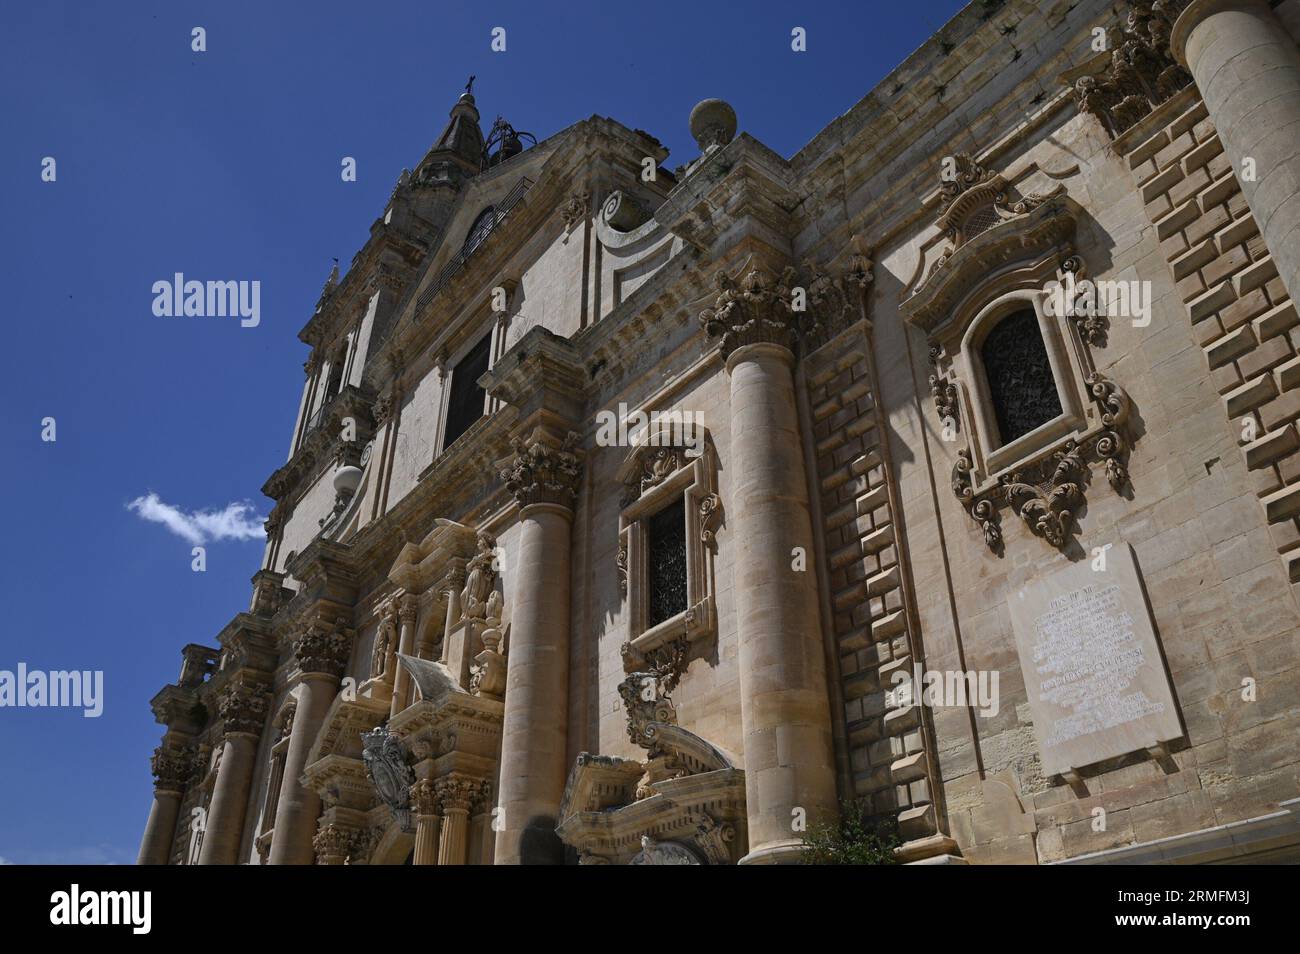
left=268, top=616, right=351, bottom=865
left=699, top=265, right=838, bottom=864
left=137, top=745, right=195, bottom=865
left=389, top=594, right=418, bottom=718
left=1172, top=0, right=1300, bottom=303
left=436, top=776, right=487, bottom=865
left=199, top=679, right=270, bottom=864
left=410, top=778, right=441, bottom=866
left=494, top=428, right=583, bottom=865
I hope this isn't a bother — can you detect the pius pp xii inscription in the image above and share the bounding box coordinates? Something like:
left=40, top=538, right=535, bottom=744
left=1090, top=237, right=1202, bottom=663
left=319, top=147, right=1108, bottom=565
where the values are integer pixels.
left=1008, top=544, right=1182, bottom=777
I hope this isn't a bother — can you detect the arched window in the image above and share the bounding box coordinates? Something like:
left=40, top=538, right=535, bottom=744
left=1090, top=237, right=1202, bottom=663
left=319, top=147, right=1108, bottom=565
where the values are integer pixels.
left=980, top=308, right=1063, bottom=447
left=462, top=206, right=497, bottom=256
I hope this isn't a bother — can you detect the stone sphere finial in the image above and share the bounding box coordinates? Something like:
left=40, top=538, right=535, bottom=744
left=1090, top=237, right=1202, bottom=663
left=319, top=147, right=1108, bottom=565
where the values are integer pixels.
left=689, top=98, right=737, bottom=152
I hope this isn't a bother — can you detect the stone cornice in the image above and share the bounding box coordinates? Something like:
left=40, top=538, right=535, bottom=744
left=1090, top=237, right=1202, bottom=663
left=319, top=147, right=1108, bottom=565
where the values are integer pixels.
left=149, top=684, right=203, bottom=732
left=657, top=133, right=797, bottom=258
left=298, top=226, right=429, bottom=350
left=789, top=0, right=1096, bottom=265
left=261, top=385, right=375, bottom=503
left=479, top=325, right=587, bottom=425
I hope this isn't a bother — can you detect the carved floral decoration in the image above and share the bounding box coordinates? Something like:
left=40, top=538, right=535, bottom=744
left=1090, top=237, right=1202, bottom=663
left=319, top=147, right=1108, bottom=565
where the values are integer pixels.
left=951, top=372, right=1133, bottom=552
left=1069, top=1, right=1193, bottom=139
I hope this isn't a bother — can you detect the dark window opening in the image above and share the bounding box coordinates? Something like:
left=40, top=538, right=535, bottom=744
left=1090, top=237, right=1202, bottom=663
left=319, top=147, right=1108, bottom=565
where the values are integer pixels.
left=981, top=308, right=1063, bottom=446
left=646, top=496, right=688, bottom=628
left=324, top=349, right=346, bottom=401
left=442, top=332, right=492, bottom=450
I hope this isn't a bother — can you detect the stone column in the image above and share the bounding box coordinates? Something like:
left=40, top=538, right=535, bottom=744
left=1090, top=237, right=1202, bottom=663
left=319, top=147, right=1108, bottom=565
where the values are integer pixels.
left=410, top=779, right=441, bottom=866
left=1172, top=0, right=1300, bottom=303
left=199, top=680, right=270, bottom=864
left=436, top=776, right=486, bottom=866
left=699, top=265, right=839, bottom=864
left=389, top=594, right=418, bottom=718
left=137, top=745, right=194, bottom=865
left=268, top=616, right=351, bottom=865
left=494, top=429, right=583, bottom=864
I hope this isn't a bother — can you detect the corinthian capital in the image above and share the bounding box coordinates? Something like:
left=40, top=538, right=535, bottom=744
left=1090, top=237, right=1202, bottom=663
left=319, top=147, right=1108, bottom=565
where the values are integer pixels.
left=499, top=428, right=583, bottom=511
left=217, top=679, right=272, bottom=738
left=698, top=264, right=804, bottom=361
left=410, top=777, right=440, bottom=817
left=292, top=615, right=353, bottom=678
left=434, top=774, right=487, bottom=813
left=150, top=744, right=196, bottom=794
left=397, top=593, right=419, bottom=626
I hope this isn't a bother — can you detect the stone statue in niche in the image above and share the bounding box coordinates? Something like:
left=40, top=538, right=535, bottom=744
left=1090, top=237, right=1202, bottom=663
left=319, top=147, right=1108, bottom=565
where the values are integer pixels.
left=460, top=533, right=497, bottom=620
left=371, top=625, right=391, bottom=679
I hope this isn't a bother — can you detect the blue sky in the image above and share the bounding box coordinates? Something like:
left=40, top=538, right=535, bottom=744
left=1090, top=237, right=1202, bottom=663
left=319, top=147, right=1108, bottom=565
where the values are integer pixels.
left=0, top=0, right=966, bottom=864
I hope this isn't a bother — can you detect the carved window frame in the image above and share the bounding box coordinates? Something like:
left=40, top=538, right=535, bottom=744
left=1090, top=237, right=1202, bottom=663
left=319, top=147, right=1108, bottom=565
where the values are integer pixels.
left=901, top=168, right=1136, bottom=552
left=957, top=285, right=1089, bottom=480
left=616, top=430, right=720, bottom=671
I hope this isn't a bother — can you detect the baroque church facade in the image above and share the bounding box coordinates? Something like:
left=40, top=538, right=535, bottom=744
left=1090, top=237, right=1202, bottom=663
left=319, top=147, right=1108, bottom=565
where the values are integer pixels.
left=139, top=0, right=1300, bottom=865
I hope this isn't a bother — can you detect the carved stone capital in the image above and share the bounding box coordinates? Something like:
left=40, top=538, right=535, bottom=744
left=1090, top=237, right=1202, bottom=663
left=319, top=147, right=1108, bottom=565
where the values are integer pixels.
left=1066, top=1, right=1192, bottom=139
left=313, top=823, right=359, bottom=864
left=292, top=616, right=353, bottom=678
left=499, top=429, right=583, bottom=511
left=434, top=774, right=487, bottom=813
left=217, top=680, right=272, bottom=737
left=150, top=744, right=196, bottom=794
left=410, top=777, right=440, bottom=817
left=397, top=593, right=419, bottom=626
left=698, top=264, right=803, bottom=362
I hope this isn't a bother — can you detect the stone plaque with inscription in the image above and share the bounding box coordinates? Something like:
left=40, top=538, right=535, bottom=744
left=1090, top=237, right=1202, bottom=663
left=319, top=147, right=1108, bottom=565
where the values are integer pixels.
left=1007, top=543, right=1182, bottom=777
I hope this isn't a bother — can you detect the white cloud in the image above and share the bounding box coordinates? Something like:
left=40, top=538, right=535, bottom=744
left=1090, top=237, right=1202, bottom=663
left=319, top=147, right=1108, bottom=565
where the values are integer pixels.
left=127, top=492, right=265, bottom=545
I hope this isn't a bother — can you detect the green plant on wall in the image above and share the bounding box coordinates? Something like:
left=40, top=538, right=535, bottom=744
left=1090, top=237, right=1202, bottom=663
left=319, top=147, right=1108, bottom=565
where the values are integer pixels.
left=800, top=799, right=901, bottom=865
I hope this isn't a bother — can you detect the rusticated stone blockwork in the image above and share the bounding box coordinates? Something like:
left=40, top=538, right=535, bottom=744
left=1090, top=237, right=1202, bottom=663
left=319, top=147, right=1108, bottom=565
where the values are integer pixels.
left=138, top=0, right=1300, bottom=867
left=1128, top=92, right=1300, bottom=580
left=804, top=323, right=946, bottom=853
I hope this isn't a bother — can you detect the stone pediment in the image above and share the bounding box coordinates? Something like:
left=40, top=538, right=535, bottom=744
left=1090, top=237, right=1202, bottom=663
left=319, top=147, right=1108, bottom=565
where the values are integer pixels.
left=901, top=191, right=1079, bottom=334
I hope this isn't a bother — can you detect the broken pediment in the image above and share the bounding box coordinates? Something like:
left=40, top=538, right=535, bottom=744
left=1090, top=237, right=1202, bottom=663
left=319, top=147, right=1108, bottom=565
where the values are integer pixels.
left=901, top=155, right=1081, bottom=334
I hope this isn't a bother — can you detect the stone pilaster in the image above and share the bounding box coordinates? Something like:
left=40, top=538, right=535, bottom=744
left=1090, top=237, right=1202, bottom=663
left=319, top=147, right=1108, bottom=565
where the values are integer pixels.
left=199, top=679, right=271, bottom=864
left=1172, top=0, right=1300, bottom=305
left=494, top=427, right=583, bottom=864
left=268, top=615, right=352, bottom=865
left=700, top=264, right=839, bottom=864
left=410, top=778, right=441, bottom=866
left=137, top=744, right=195, bottom=865
left=389, top=594, right=419, bottom=718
